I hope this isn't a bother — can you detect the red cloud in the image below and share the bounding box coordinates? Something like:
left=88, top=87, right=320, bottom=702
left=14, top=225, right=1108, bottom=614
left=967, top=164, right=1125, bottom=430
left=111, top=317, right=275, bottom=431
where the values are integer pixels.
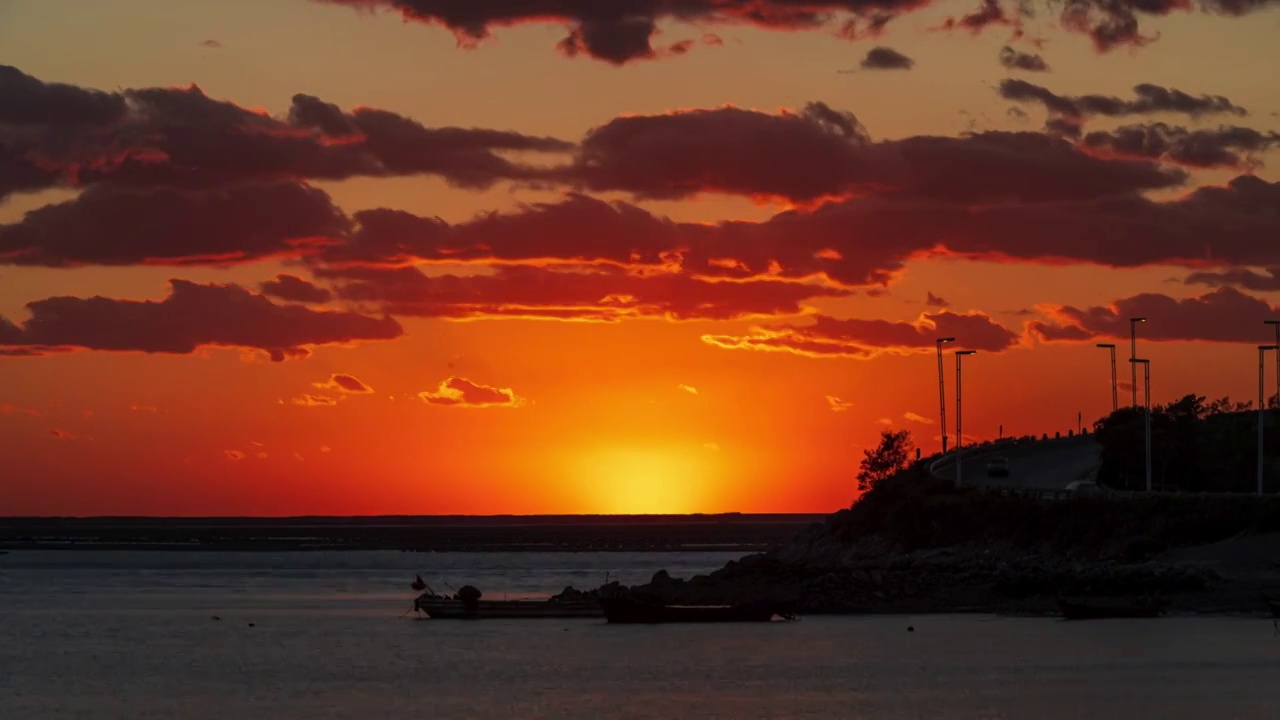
left=703, top=310, right=1021, bottom=359
left=292, top=394, right=339, bottom=407
left=0, top=280, right=402, bottom=361
left=419, top=377, right=527, bottom=408
left=1031, top=287, right=1280, bottom=344
left=260, top=274, right=333, bottom=303
left=323, top=264, right=847, bottom=322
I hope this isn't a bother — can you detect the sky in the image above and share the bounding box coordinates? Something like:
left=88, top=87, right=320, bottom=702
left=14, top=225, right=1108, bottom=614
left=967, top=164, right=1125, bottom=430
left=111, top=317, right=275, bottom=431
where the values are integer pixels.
left=2, top=0, right=1280, bottom=516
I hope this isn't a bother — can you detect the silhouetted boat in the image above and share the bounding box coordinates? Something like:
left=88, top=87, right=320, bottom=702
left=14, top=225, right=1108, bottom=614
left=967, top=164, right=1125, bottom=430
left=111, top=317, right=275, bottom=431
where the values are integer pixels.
left=1262, top=594, right=1280, bottom=618
left=599, top=596, right=796, bottom=624
left=1057, top=596, right=1164, bottom=620
left=412, top=584, right=602, bottom=619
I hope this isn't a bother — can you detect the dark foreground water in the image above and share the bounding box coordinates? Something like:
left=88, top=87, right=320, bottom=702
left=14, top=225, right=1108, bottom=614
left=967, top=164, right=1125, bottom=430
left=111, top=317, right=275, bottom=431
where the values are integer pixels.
left=3, top=551, right=1279, bottom=719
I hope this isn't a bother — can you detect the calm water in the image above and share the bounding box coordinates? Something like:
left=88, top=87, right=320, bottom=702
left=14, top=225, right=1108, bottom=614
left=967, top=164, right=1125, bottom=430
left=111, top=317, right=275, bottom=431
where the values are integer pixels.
left=2, top=551, right=1279, bottom=719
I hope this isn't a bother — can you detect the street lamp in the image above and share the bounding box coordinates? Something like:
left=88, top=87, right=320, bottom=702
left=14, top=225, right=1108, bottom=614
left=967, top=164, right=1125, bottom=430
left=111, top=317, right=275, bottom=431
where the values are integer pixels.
left=1130, top=358, right=1151, bottom=492
left=936, top=337, right=955, bottom=454
left=1266, top=321, right=1280, bottom=408
left=955, top=350, right=977, bottom=488
left=1129, top=317, right=1146, bottom=408
left=1259, top=345, right=1278, bottom=496
left=1096, top=343, right=1118, bottom=414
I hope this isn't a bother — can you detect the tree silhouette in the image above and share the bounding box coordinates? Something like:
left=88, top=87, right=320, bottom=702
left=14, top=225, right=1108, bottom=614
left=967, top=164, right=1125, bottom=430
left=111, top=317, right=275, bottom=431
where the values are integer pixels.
left=858, top=429, right=914, bottom=492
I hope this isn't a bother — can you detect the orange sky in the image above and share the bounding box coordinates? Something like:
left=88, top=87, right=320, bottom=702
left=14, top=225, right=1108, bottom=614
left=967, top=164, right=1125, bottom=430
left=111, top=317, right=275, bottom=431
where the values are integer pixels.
left=2, top=0, right=1279, bottom=515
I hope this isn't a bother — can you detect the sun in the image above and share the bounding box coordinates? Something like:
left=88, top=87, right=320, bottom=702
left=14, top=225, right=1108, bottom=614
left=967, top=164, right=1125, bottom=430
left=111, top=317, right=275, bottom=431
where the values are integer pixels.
left=574, top=446, right=709, bottom=514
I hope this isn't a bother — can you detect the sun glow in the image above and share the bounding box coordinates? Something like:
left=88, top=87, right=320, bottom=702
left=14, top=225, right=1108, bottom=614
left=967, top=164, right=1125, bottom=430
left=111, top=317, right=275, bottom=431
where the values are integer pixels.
left=574, top=446, right=710, bottom=514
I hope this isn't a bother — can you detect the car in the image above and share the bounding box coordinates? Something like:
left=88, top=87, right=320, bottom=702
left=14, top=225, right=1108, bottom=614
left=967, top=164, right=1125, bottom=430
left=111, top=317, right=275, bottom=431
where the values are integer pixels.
left=986, top=456, right=1010, bottom=478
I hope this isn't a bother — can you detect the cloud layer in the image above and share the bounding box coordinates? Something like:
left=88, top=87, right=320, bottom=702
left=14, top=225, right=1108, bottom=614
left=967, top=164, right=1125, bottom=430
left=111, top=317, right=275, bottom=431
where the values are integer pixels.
left=419, top=377, right=527, bottom=407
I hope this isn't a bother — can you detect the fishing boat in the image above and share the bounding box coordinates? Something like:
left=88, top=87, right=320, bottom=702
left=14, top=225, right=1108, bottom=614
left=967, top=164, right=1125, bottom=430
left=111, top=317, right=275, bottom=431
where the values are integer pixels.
left=411, top=581, right=602, bottom=620
left=1056, top=595, right=1165, bottom=620
left=598, top=596, right=797, bottom=624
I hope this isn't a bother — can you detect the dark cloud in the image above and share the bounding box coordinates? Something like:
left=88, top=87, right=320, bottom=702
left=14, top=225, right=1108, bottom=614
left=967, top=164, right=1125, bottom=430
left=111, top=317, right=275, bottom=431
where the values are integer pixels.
left=926, top=292, right=949, bottom=307
left=0, top=68, right=573, bottom=198
left=860, top=47, right=915, bottom=70
left=702, top=310, right=1022, bottom=359
left=999, top=45, right=1049, bottom=71
left=322, top=264, right=849, bottom=322
left=260, top=274, right=334, bottom=304
left=553, top=105, right=1183, bottom=203
left=199, top=39, right=224, bottom=48
left=314, top=1, right=931, bottom=64
left=1081, top=122, right=1280, bottom=169
left=940, top=0, right=1015, bottom=33
left=1000, top=79, right=1249, bottom=128
left=0, top=65, right=127, bottom=127
left=0, top=182, right=348, bottom=267
left=314, top=373, right=374, bottom=393
left=1032, top=288, right=1280, bottom=344
left=419, top=377, right=527, bottom=407
left=332, top=173, right=1280, bottom=289
left=0, top=280, right=403, bottom=361
left=1184, top=267, right=1280, bottom=292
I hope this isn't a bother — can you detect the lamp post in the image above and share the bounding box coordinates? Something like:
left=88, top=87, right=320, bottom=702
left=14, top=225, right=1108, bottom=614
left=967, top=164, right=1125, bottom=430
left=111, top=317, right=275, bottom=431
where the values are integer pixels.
left=936, top=337, right=955, bottom=454
left=955, top=350, right=977, bottom=488
left=1130, top=358, right=1151, bottom=492
left=1129, top=317, right=1146, bottom=408
left=1259, top=345, right=1278, bottom=496
left=1096, top=343, right=1118, bottom=414
left=1266, top=321, right=1280, bottom=408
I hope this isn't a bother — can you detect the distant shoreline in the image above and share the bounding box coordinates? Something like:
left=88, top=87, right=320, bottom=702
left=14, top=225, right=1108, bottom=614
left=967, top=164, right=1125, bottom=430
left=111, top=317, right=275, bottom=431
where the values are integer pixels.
left=0, top=514, right=824, bottom=553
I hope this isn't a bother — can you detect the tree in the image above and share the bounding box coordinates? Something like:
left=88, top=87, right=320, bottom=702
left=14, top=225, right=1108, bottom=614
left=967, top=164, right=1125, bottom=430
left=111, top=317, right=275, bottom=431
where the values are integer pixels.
left=857, top=429, right=914, bottom=492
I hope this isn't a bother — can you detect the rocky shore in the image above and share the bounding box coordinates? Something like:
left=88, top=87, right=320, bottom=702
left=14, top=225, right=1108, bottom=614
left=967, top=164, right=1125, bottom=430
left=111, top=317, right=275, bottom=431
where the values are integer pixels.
left=562, top=468, right=1280, bottom=616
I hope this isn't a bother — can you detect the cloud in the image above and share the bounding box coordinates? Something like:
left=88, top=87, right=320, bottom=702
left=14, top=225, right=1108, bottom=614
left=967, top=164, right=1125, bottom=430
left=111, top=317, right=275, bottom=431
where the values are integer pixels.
left=903, top=411, right=934, bottom=424
left=0, top=66, right=573, bottom=199
left=703, top=442, right=721, bottom=452
left=1031, top=287, right=1280, bottom=344
left=1184, top=267, right=1280, bottom=292
left=1080, top=123, right=1280, bottom=169
left=292, top=394, right=338, bottom=407
left=1000, top=80, right=1248, bottom=132
left=224, top=450, right=245, bottom=460
left=999, top=46, right=1049, bottom=72
left=926, top=292, right=949, bottom=308
left=876, top=417, right=895, bottom=425
left=323, top=264, right=848, bottom=322
left=1, top=403, right=44, bottom=417
left=827, top=396, right=856, bottom=412
left=0, top=64, right=127, bottom=127
left=314, top=1, right=1271, bottom=62
left=860, top=47, right=914, bottom=70
left=260, top=274, right=333, bottom=303
left=313, top=1, right=931, bottom=65
left=703, top=310, right=1021, bottom=359
left=678, top=384, right=699, bottom=395
left=49, top=429, right=79, bottom=440
left=199, top=39, right=224, bottom=48
left=0, top=182, right=349, bottom=267
left=418, top=377, right=527, bottom=408
left=0, top=280, right=403, bottom=361
left=129, top=405, right=159, bottom=412
left=313, top=373, right=374, bottom=394
left=552, top=106, right=1182, bottom=204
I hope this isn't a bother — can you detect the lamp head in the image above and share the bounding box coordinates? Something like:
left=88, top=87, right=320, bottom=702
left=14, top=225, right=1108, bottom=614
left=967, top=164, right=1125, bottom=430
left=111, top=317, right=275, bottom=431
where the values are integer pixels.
left=1130, top=317, right=1147, bottom=323
left=1096, top=343, right=1116, bottom=348
left=937, top=337, right=955, bottom=344
left=956, top=350, right=977, bottom=356
left=1129, top=358, right=1150, bottom=364
left=1266, top=320, right=1280, bottom=326
left=1259, top=345, right=1279, bottom=351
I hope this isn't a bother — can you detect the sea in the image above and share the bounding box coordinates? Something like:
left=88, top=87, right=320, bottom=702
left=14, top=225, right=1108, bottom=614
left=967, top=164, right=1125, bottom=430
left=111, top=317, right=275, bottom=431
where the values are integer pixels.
left=2, top=549, right=1279, bottom=719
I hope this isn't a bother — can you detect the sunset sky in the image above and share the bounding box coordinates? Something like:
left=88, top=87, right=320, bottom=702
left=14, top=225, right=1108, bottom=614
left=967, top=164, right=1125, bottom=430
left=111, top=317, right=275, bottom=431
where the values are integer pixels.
left=2, top=0, right=1279, bottom=515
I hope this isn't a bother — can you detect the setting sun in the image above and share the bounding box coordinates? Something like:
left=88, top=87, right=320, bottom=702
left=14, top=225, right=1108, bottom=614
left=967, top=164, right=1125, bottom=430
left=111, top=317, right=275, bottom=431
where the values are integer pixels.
left=574, top=446, right=712, bottom=514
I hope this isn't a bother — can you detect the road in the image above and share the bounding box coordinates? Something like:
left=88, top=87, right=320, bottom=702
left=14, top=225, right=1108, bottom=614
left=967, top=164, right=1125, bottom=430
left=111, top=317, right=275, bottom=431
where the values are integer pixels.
left=930, top=437, right=1102, bottom=491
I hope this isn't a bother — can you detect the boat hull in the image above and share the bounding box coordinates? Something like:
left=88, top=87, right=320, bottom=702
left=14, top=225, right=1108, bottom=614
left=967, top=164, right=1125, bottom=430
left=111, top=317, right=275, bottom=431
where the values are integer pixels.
left=414, top=598, right=602, bottom=619
left=1057, top=597, right=1162, bottom=620
left=599, top=597, right=789, bottom=624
